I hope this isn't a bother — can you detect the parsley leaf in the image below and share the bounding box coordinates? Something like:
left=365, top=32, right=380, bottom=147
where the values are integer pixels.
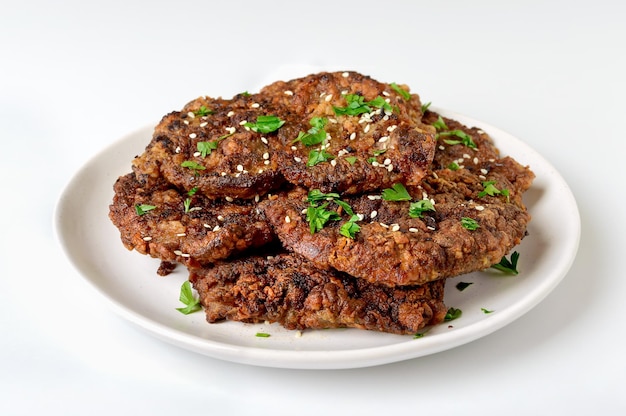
left=345, top=156, right=357, bottom=165
left=181, top=160, right=206, bottom=174
left=432, top=115, right=448, bottom=131
left=306, top=203, right=341, bottom=234
left=444, top=307, right=462, bottom=321
left=197, top=141, right=218, bottom=157
left=438, top=130, right=477, bottom=149
left=175, top=281, right=202, bottom=315
left=390, top=82, right=411, bottom=100
left=448, top=161, right=460, bottom=171
left=491, top=251, right=520, bottom=275
left=307, top=149, right=334, bottom=166
left=382, top=183, right=411, bottom=201
left=409, top=199, right=435, bottom=218
left=293, top=117, right=328, bottom=146
left=307, top=189, right=340, bottom=203
left=461, top=217, right=479, bottom=230
left=421, top=101, right=432, bottom=113
left=244, top=115, right=285, bottom=133
left=194, top=106, right=213, bottom=117
left=339, top=214, right=361, bottom=239
left=456, top=282, right=473, bottom=291
left=333, top=94, right=393, bottom=116
left=188, top=187, right=198, bottom=196
left=135, top=204, right=156, bottom=216
left=481, top=308, right=494, bottom=314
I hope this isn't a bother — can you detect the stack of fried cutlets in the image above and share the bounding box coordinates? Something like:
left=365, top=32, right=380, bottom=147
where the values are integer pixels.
left=109, top=71, right=534, bottom=335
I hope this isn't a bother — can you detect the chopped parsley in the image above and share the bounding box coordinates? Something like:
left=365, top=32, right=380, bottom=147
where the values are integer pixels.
left=339, top=215, right=361, bottom=239
left=438, top=130, right=477, bottom=149
left=244, top=115, right=285, bottom=133
left=307, top=149, right=334, bottom=166
left=345, top=156, right=357, bottom=165
left=481, top=308, right=494, bottom=314
left=455, top=281, right=473, bottom=291
left=134, top=204, right=156, bottom=216
left=461, top=217, right=479, bottom=230
left=307, top=189, right=340, bottom=203
left=183, top=198, right=192, bottom=213
left=255, top=332, right=271, bottom=338
left=196, top=133, right=233, bottom=157
left=421, top=101, right=432, bottom=113
left=390, top=82, right=411, bottom=100
left=478, top=180, right=510, bottom=201
left=448, top=161, right=460, bottom=171
left=373, top=149, right=387, bottom=157
left=194, top=106, right=213, bottom=117
left=181, top=160, right=206, bottom=174
left=306, top=203, right=341, bottom=234
left=333, top=94, right=393, bottom=116
left=382, top=183, right=412, bottom=201
left=175, top=281, right=202, bottom=315
left=293, top=117, right=328, bottom=146
left=409, top=199, right=435, bottom=218
left=188, top=187, right=199, bottom=196
left=491, top=251, right=520, bottom=275
left=432, top=115, right=448, bottom=131
left=444, top=307, right=462, bottom=321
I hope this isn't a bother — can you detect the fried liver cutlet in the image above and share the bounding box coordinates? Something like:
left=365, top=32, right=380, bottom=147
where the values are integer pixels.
left=262, top=71, right=436, bottom=194
left=189, top=252, right=447, bottom=335
left=259, top=112, right=534, bottom=286
left=109, top=173, right=275, bottom=268
left=131, top=71, right=436, bottom=200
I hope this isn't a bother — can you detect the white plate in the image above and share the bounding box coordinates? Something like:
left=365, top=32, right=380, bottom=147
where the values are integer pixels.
left=53, top=109, right=580, bottom=369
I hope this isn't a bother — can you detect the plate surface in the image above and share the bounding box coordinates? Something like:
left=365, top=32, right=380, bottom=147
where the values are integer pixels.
left=54, top=109, right=580, bottom=369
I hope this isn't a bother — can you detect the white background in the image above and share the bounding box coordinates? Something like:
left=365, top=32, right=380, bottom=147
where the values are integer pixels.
left=2, top=0, right=625, bottom=414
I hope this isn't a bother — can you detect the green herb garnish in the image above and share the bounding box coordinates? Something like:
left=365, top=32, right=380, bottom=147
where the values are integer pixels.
left=478, top=180, right=509, bottom=201
left=188, top=187, right=199, bottom=196
left=448, top=161, right=460, bottom=171
left=491, top=251, right=520, bottom=275
left=244, top=115, right=285, bottom=133
left=293, top=117, right=328, bottom=146
left=134, top=204, right=156, bottom=216
left=481, top=308, right=494, bottom=314
left=461, top=217, right=479, bottom=230
left=456, top=282, right=473, bottom=291
left=255, top=332, right=271, bottom=338
left=183, top=198, right=192, bottom=213
left=373, top=149, right=387, bottom=157
left=345, top=156, right=357, bottom=165
left=196, top=133, right=233, bottom=157
left=306, top=203, right=341, bottom=234
left=409, top=199, right=435, bottom=218
left=432, top=115, right=448, bottom=131
left=339, top=215, right=361, bottom=239
left=439, top=130, right=477, bottom=149
left=421, top=101, right=432, bottom=113
left=444, top=307, right=462, bottom=321
left=333, top=94, right=393, bottom=116
left=307, top=189, right=341, bottom=203
left=382, top=183, right=411, bottom=201
left=175, top=281, right=202, bottom=315
left=194, top=106, right=213, bottom=117
left=307, top=149, right=334, bottom=166
left=390, top=82, right=411, bottom=100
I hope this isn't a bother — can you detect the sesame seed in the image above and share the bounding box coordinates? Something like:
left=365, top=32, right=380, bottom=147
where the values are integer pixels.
left=176, top=233, right=186, bottom=237
left=236, top=164, right=244, bottom=172
left=264, top=160, right=270, bottom=165
left=258, top=169, right=264, bottom=173
left=227, top=111, right=235, bottom=117
left=432, top=172, right=439, bottom=179
left=378, top=136, right=389, bottom=143
left=383, top=158, right=391, bottom=166
left=251, top=103, right=260, bottom=108
left=189, top=133, right=197, bottom=139
left=174, top=250, right=183, bottom=256
left=489, top=158, right=496, bottom=162
left=463, top=153, right=471, bottom=159
left=143, top=236, right=152, bottom=241
left=263, top=152, right=269, bottom=160
left=367, top=195, right=381, bottom=200
left=203, top=223, right=210, bottom=228
left=291, top=146, right=297, bottom=151
left=183, top=120, right=189, bottom=125
left=481, top=168, right=488, bottom=175
left=475, top=205, right=485, bottom=211
left=301, top=208, right=307, bottom=215
left=284, top=90, right=293, bottom=96
left=477, top=129, right=485, bottom=134
left=217, top=215, right=224, bottom=221
left=261, top=137, right=268, bottom=145
left=226, top=126, right=236, bottom=134
left=439, top=145, right=445, bottom=150
left=330, top=159, right=337, bottom=167
left=427, top=226, right=436, bottom=231
left=187, top=112, right=195, bottom=119
left=473, top=157, right=479, bottom=164
left=329, top=118, right=338, bottom=124
left=212, top=225, right=221, bottom=232
left=379, top=223, right=389, bottom=228
left=220, top=171, right=227, bottom=176
left=391, top=224, right=400, bottom=232
left=364, top=124, right=371, bottom=133
left=181, top=253, right=191, bottom=258
left=175, top=146, right=181, bottom=153
left=225, top=197, right=234, bottom=202
left=370, top=210, right=378, bottom=219
left=325, top=94, right=333, bottom=102
left=409, top=228, right=419, bottom=233
left=342, top=72, right=349, bottom=78
left=255, top=195, right=260, bottom=202
left=239, top=120, right=247, bottom=126
left=193, top=151, right=201, bottom=157
left=387, top=164, right=393, bottom=172
left=349, top=132, right=356, bottom=140
left=285, top=216, right=291, bottom=223
left=357, top=213, right=365, bottom=221
left=294, top=156, right=302, bottom=163
left=372, top=161, right=380, bottom=167
left=387, top=125, right=398, bottom=132
left=200, top=122, right=208, bottom=127
left=341, top=90, right=349, bottom=95
left=189, top=207, right=202, bottom=212
left=382, top=91, right=390, bottom=97
left=479, top=175, right=487, bottom=180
